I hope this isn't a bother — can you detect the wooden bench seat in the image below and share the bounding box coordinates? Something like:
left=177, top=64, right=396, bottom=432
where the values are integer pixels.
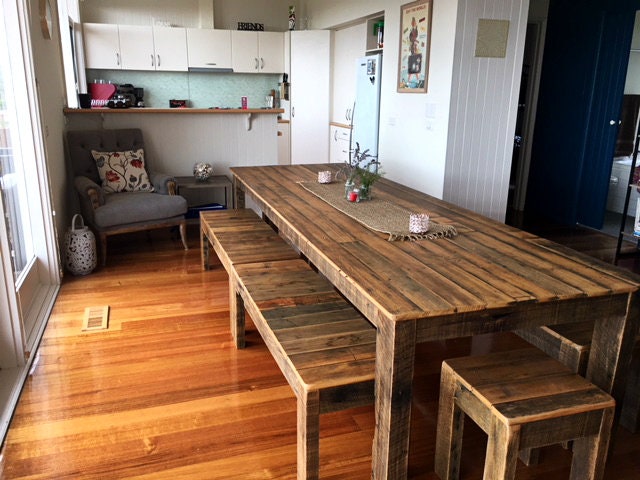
left=435, top=348, right=615, bottom=480
left=200, top=208, right=299, bottom=272
left=200, top=209, right=300, bottom=347
left=516, top=322, right=640, bottom=433
left=231, top=258, right=376, bottom=480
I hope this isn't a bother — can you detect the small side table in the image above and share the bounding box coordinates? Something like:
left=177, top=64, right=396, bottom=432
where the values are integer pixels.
left=175, top=175, right=234, bottom=217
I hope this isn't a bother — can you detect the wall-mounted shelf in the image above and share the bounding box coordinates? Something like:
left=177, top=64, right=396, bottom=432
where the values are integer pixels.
left=365, top=14, right=384, bottom=54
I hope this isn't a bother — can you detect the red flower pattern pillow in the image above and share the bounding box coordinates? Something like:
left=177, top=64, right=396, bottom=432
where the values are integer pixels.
left=91, top=149, right=155, bottom=193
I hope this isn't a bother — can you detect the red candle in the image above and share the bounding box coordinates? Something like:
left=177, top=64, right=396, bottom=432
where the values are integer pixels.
left=349, top=190, right=359, bottom=202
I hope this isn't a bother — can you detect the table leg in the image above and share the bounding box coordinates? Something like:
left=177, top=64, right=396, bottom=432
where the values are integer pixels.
left=372, top=318, right=416, bottom=480
left=586, top=292, right=640, bottom=415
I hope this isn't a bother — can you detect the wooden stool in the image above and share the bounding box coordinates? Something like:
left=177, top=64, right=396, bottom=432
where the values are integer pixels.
left=516, top=321, right=640, bottom=433
left=434, top=348, right=615, bottom=480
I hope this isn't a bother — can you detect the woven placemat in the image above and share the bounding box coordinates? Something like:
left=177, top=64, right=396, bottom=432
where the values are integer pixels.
left=298, top=182, right=457, bottom=241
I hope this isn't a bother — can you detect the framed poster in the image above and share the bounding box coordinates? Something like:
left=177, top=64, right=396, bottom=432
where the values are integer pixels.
left=398, top=0, right=432, bottom=93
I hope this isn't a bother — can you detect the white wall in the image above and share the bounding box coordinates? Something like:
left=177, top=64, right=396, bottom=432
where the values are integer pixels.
left=306, top=0, right=458, bottom=199
left=625, top=11, right=640, bottom=94
left=443, top=0, right=529, bottom=221
left=79, top=0, right=298, bottom=31
left=29, top=0, right=68, bottom=247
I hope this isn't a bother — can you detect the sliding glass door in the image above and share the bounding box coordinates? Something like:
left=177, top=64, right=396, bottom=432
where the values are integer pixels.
left=0, top=0, right=60, bottom=443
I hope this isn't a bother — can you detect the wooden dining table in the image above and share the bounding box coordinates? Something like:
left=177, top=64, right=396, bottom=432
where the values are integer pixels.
left=230, top=164, right=640, bottom=480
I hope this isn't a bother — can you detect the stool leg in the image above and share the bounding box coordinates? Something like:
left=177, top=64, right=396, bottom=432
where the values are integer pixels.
left=298, top=391, right=320, bottom=480
left=435, top=364, right=465, bottom=480
left=484, top=420, right=520, bottom=480
left=569, top=407, right=614, bottom=480
left=229, top=277, right=245, bottom=349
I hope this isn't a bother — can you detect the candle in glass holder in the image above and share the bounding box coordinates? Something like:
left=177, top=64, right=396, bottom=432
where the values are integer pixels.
left=318, top=170, right=332, bottom=184
left=409, top=213, right=430, bottom=233
left=348, top=189, right=359, bottom=202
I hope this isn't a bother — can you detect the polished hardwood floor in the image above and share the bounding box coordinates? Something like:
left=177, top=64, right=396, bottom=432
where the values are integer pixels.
left=1, top=221, right=639, bottom=479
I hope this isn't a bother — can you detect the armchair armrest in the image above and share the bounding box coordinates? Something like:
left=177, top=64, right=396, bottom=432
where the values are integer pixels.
left=74, top=176, right=104, bottom=226
left=149, top=171, right=177, bottom=195
left=74, top=176, right=104, bottom=209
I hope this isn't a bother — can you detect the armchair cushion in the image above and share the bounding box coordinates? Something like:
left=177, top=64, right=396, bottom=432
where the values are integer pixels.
left=91, top=148, right=155, bottom=193
left=94, top=191, right=187, bottom=229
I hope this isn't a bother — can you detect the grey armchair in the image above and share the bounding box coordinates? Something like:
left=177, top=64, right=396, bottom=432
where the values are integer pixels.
left=66, top=128, right=188, bottom=266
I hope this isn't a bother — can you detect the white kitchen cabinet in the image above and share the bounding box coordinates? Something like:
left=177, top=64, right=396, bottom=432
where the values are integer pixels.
left=187, top=29, right=232, bottom=70
left=84, top=24, right=187, bottom=71
left=83, top=23, right=121, bottom=70
left=118, top=26, right=155, bottom=70
left=329, top=124, right=351, bottom=164
left=331, top=22, right=367, bottom=124
left=277, top=121, right=291, bottom=165
left=231, top=31, right=284, bottom=74
left=152, top=27, right=188, bottom=71
left=288, top=30, right=331, bottom=165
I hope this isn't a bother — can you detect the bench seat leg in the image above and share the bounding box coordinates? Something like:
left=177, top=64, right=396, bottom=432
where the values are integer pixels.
left=229, top=277, right=245, bottom=349
left=434, top=364, right=464, bottom=480
left=298, top=391, right=320, bottom=480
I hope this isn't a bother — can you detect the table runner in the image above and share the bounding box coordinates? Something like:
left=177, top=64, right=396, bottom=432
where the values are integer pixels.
left=298, top=181, right=457, bottom=241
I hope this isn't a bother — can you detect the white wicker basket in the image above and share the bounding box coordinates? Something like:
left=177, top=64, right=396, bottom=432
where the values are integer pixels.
left=64, top=214, right=97, bottom=275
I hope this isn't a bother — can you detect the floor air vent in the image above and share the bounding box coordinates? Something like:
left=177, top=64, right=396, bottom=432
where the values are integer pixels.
left=82, top=306, right=110, bottom=331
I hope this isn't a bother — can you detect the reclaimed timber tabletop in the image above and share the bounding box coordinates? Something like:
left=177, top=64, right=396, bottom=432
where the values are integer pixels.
left=230, top=163, right=640, bottom=480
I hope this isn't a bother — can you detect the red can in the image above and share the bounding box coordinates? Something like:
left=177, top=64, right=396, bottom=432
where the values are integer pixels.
left=241, top=96, right=248, bottom=109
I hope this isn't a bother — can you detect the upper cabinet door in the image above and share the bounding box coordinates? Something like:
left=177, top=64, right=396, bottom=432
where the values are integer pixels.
left=187, top=29, right=232, bottom=69
left=118, top=25, right=155, bottom=70
left=231, top=31, right=259, bottom=73
left=153, top=27, right=188, bottom=71
left=231, top=31, right=284, bottom=73
left=258, top=32, right=284, bottom=73
left=83, top=23, right=121, bottom=69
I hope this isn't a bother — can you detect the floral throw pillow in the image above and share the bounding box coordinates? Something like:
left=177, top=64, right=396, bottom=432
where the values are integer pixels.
left=91, top=149, right=155, bottom=193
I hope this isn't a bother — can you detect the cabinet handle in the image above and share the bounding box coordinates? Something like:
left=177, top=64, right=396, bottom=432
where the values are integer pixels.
left=255, top=57, right=259, bottom=70
left=116, top=52, right=120, bottom=66
left=292, top=106, right=295, bottom=117
left=157, top=55, right=161, bottom=67
left=346, top=108, right=351, bottom=121
left=260, top=57, right=265, bottom=69
left=334, top=130, right=338, bottom=141
left=151, top=54, right=154, bottom=67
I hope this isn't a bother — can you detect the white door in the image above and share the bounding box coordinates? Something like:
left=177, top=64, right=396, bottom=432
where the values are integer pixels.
left=290, top=30, right=330, bottom=165
left=153, top=27, right=188, bottom=71
left=83, top=23, right=121, bottom=69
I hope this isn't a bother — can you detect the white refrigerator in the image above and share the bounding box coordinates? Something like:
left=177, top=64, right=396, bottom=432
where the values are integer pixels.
left=352, top=54, right=382, bottom=158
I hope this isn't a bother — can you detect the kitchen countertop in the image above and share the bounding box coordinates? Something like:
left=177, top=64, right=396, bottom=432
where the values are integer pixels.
left=64, top=107, right=285, bottom=115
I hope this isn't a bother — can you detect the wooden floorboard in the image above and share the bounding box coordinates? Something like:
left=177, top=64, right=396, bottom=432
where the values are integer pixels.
left=1, top=223, right=639, bottom=479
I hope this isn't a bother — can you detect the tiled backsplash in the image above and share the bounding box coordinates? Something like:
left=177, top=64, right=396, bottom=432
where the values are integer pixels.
left=87, top=69, right=281, bottom=109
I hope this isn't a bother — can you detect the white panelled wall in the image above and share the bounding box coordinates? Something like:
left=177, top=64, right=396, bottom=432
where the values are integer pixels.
left=443, top=0, right=529, bottom=221
left=64, top=113, right=280, bottom=177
